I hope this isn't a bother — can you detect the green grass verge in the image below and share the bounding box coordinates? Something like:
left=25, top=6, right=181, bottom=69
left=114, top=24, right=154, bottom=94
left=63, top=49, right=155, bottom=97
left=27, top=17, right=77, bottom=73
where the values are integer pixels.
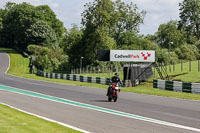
left=153, top=61, right=200, bottom=82
left=0, top=104, right=82, bottom=133
left=1, top=47, right=200, bottom=101
left=0, top=48, right=30, bottom=75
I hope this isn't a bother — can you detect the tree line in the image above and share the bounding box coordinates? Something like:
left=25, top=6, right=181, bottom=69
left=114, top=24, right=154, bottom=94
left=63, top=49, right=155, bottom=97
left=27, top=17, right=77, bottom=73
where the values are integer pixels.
left=0, top=0, right=200, bottom=73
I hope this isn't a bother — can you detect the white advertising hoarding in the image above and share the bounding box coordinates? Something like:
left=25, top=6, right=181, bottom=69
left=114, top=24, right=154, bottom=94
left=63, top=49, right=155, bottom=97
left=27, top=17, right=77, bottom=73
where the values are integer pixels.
left=110, top=50, right=155, bottom=62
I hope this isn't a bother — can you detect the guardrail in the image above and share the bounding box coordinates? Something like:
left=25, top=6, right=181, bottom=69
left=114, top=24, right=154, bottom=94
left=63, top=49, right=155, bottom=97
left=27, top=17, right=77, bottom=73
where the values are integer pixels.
left=37, top=70, right=135, bottom=87
left=153, top=79, right=200, bottom=94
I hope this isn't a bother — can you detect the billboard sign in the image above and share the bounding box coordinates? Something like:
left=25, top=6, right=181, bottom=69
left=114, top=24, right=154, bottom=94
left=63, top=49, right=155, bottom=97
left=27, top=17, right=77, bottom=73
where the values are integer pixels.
left=110, top=50, right=155, bottom=62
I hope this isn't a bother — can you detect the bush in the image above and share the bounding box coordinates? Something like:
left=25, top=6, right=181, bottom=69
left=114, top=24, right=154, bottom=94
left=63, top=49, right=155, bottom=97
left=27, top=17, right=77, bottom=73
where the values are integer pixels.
left=168, top=51, right=179, bottom=64
left=27, top=45, right=68, bottom=72
left=174, top=48, right=183, bottom=59
left=156, top=49, right=170, bottom=64
left=177, top=44, right=199, bottom=60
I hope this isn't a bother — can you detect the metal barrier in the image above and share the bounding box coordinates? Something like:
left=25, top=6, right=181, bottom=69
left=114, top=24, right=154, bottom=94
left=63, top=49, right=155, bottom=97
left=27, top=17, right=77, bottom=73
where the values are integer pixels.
left=153, top=79, right=200, bottom=94
left=37, top=70, right=135, bottom=87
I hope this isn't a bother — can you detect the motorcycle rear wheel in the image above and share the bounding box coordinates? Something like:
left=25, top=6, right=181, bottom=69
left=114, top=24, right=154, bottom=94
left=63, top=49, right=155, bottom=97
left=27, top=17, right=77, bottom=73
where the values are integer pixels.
left=113, top=95, right=118, bottom=102
left=108, top=97, right=112, bottom=102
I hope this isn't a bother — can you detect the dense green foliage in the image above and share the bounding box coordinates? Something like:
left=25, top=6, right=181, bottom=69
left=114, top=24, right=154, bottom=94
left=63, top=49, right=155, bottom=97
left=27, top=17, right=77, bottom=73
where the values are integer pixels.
left=27, top=45, right=68, bottom=72
left=155, top=20, right=200, bottom=63
left=179, top=0, right=200, bottom=40
left=0, top=0, right=200, bottom=73
left=0, top=2, right=65, bottom=49
left=156, top=21, right=185, bottom=49
left=25, top=21, right=57, bottom=47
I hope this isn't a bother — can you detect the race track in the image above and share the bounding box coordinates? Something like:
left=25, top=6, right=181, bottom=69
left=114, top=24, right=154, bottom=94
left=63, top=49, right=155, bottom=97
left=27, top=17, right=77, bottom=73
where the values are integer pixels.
left=0, top=51, right=200, bottom=133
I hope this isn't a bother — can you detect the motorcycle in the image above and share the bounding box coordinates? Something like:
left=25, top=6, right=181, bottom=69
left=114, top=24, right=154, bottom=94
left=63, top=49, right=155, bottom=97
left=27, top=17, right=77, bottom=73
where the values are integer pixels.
left=107, top=82, right=120, bottom=102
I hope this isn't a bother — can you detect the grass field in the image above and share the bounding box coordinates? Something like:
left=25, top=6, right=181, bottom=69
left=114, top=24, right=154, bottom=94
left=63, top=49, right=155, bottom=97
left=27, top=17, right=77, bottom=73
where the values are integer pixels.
left=154, top=61, right=200, bottom=82
left=0, top=104, right=82, bottom=133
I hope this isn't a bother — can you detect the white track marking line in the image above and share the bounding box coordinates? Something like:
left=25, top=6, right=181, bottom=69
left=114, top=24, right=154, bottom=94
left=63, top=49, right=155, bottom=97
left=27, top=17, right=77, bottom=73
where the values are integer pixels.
left=0, top=102, right=91, bottom=133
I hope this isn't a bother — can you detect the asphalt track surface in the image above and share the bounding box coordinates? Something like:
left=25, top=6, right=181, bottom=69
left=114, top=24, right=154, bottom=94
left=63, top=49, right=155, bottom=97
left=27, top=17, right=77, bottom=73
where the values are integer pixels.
left=0, top=51, right=200, bottom=133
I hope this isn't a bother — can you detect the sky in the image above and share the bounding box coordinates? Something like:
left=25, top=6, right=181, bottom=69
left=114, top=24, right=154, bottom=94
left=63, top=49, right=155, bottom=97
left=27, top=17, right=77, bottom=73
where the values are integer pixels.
left=0, top=0, right=183, bottom=35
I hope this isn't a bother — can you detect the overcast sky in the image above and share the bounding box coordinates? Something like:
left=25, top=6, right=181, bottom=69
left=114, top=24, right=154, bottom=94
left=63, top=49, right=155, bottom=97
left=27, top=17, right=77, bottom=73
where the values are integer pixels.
left=0, top=0, right=183, bottom=35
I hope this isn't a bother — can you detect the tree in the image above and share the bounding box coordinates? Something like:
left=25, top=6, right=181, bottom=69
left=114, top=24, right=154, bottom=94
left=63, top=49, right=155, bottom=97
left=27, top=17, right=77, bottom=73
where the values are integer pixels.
left=81, top=0, right=117, bottom=66
left=0, top=17, right=2, bottom=29
left=80, top=0, right=145, bottom=66
left=145, top=34, right=157, bottom=42
left=156, top=21, right=185, bottom=50
left=115, top=31, right=137, bottom=47
left=2, top=2, right=40, bottom=48
left=36, top=5, right=65, bottom=42
left=25, top=20, right=57, bottom=47
left=64, top=25, right=84, bottom=68
left=64, top=24, right=82, bottom=52
left=113, top=0, right=146, bottom=45
left=2, top=2, right=65, bottom=50
left=0, top=9, right=7, bottom=45
left=120, top=36, right=159, bottom=52
left=4, top=2, right=16, bottom=10
left=0, top=17, right=3, bottom=45
left=179, top=0, right=200, bottom=40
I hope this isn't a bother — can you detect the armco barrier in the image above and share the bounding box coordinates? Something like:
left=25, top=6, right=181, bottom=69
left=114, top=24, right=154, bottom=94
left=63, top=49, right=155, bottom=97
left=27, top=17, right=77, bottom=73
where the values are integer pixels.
left=153, top=79, right=200, bottom=94
left=37, top=70, right=135, bottom=87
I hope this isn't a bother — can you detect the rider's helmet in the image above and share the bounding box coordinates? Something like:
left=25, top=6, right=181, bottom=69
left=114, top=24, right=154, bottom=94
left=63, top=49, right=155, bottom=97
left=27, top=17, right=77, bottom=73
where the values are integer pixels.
left=115, top=72, right=119, bottom=77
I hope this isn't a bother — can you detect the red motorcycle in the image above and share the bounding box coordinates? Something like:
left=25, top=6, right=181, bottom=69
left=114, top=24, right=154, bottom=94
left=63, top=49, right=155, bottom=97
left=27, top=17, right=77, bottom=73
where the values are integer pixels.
left=107, top=83, right=120, bottom=102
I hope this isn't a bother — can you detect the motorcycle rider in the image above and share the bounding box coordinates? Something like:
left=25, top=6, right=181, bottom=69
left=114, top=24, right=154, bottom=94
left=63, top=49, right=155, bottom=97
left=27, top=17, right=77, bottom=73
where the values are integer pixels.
left=106, top=72, right=122, bottom=96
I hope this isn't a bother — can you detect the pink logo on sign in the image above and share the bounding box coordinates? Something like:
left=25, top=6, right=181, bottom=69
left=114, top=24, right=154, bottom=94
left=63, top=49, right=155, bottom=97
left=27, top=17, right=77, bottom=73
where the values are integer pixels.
left=141, top=52, right=151, bottom=60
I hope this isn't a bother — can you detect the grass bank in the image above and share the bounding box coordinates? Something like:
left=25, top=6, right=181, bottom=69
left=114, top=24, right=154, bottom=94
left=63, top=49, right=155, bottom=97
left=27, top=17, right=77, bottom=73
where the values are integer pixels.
left=154, top=61, right=200, bottom=82
left=0, top=104, right=82, bottom=133
left=1, top=47, right=200, bottom=100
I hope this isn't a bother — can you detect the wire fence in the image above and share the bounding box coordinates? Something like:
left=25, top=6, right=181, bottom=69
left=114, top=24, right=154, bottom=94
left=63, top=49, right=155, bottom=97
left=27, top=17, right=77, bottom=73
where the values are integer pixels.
left=71, top=65, right=124, bottom=79
left=71, top=65, right=123, bottom=74
left=156, top=60, right=200, bottom=72
left=71, top=60, right=200, bottom=80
